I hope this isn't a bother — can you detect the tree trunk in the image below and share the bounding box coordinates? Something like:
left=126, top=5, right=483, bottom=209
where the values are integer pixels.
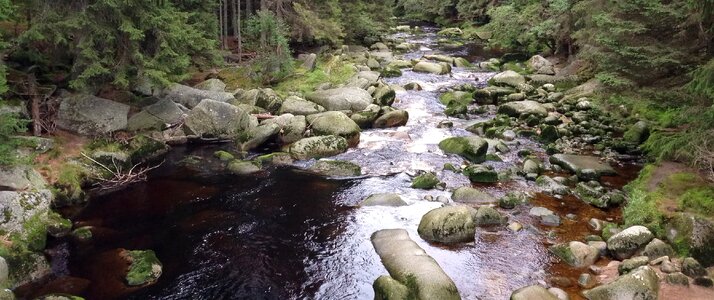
left=232, top=0, right=238, bottom=37
left=260, top=0, right=267, bottom=49
left=224, top=0, right=229, bottom=49
left=28, top=73, right=41, bottom=136
left=219, top=0, right=224, bottom=49
left=246, top=0, right=252, bottom=17
left=237, top=0, right=243, bottom=62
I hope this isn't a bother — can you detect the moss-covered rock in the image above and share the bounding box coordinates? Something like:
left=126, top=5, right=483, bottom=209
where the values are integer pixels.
left=607, top=225, right=654, bottom=260
left=213, top=150, right=235, bottom=161
left=308, top=160, right=361, bottom=177
left=307, top=111, right=361, bottom=147
left=71, top=226, right=93, bottom=242
left=360, top=193, right=407, bottom=207
left=184, top=99, right=258, bottom=138
left=411, top=172, right=440, bottom=190
left=583, top=266, right=658, bottom=300
left=549, top=241, right=600, bottom=268
left=438, top=136, right=488, bottom=163
left=124, top=250, right=162, bottom=286
left=418, top=206, right=477, bottom=244
left=373, top=110, right=409, bottom=128
left=285, top=135, right=349, bottom=160
left=227, top=160, right=262, bottom=175
left=373, top=275, right=410, bottom=300
left=510, top=285, right=559, bottom=300
left=474, top=206, right=506, bottom=226
left=451, top=187, right=497, bottom=204
left=665, top=213, right=714, bottom=266
left=464, top=165, right=498, bottom=183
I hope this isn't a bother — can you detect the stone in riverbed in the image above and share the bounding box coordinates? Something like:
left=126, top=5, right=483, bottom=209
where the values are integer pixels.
left=438, top=136, right=488, bottom=163
left=550, top=241, right=600, bottom=268
left=261, top=114, right=307, bottom=144
left=413, top=61, right=451, bottom=75
left=639, top=238, right=675, bottom=261
left=583, top=266, right=659, bottom=300
left=360, top=193, right=406, bottom=207
left=305, top=87, right=373, bottom=112
left=237, top=123, right=281, bottom=152
left=227, top=160, right=261, bottom=175
left=371, top=229, right=460, bottom=300
left=549, top=154, right=616, bottom=179
left=618, top=256, right=649, bottom=274
left=623, top=121, right=650, bottom=145
left=123, top=249, right=162, bottom=286
left=411, top=172, right=440, bottom=190
left=497, top=101, right=548, bottom=118
left=451, top=187, right=497, bottom=204
left=285, top=135, right=349, bottom=160
left=57, top=94, right=130, bottom=135
left=373, top=110, right=409, bottom=128
left=464, top=165, right=498, bottom=183
left=373, top=275, right=410, bottom=300
left=510, top=285, right=559, bottom=300
left=665, top=213, right=714, bottom=266
left=529, top=207, right=561, bottom=226
left=491, top=70, right=526, bottom=88
left=309, top=160, right=361, bottom=177
left=306, top=111, right=361, bottom=147
left=665, top=272, right=690, bottom=286
left=474, top=206, right=506, bottom=226
left=682, top=257, right=707, bottom=277
left=418, top=206, right=477, bottom=244
left=606, top=225, right=654, bottom=260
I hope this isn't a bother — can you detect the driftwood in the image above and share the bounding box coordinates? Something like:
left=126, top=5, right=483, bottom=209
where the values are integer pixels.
left=81, top=152, right=163, bottom=191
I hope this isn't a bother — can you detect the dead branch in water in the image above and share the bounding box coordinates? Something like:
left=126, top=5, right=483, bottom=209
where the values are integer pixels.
left=80, top=152, right=163, bottom=191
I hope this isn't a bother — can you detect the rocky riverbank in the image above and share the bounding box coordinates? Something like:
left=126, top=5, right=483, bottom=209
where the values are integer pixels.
left=1, top=24, right=713, bottom=300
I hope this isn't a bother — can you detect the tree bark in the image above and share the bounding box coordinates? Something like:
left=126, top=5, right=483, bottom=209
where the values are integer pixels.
left=260, top=0, right=267, bottom=49
left=237, top=0, right=243, bottom=62
left=219, top=0, right=224, bottom=49
left=28, top=73, right=41, bottom=136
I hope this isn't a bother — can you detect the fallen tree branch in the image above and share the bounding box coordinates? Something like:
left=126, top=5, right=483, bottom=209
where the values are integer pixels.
left=80, top=152, right=163, bottom=191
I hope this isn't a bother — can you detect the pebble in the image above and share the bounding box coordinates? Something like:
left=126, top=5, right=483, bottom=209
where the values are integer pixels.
left=508, top=222, right=523, bottom=232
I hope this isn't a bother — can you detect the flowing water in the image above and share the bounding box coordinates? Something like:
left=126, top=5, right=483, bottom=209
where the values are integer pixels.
left=22, top=27, right=641, bottom=300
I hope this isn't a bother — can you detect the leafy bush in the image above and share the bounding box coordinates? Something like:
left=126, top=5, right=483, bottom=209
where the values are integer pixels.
left=0, top=112, right=29, bottom=166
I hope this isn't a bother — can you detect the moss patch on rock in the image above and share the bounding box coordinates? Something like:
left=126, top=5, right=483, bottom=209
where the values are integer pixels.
left=125, top=250, right=162, bottom=286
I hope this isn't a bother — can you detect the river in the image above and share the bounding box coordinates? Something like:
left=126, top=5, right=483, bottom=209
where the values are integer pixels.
left=19, top=26, right=641, bottom=300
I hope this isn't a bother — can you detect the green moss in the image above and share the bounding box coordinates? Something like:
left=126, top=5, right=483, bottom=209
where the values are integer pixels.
left=126, top=250, right=162, bottom=286
left=21, top=212, right=48, bottom=252
left=273, top=58, right=356, bottom=97
left=622, top=189, right=665, bottom=236
left=53, top=163, right=89, bottom=206
left=71, top=226, right=93, bottom=242
left=679, top=187, right=714, bottom=215
left=549, top=243, right=576, bottom=265
left=502, top=62, right=531, bottom=75
left=46, top=211, right=72, bottom=237
left=213, top=150, right=235, bottom=161
left=411, top=172, right=440, bottom=190
left=128, top=135, right=168, bottom=163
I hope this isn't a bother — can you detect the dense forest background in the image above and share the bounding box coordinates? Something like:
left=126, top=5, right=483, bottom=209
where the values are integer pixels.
left=0, top=0, right=712, bottom=175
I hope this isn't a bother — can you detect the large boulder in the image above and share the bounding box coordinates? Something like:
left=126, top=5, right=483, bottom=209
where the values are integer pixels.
left=550, top=154, right=616, bottom=178
left=491, top=71, right=526, bottom=88
left=307, top=111, right=361, bottom=147
left=184, top=99, right=258, bottom=138
left=371, top=229, right=461, bottom=300
left=413, top=61, right=451, bottom=75
left=127, top=99, right=184, bottom=131
left=305, top=87, right=373, bottom=112
left=278, top=96, right=326, bottom=116
left=261, top=114, right=307, bottom=144
left=417, top=206, right=477, bottom=244
left=360, top=193, right=407, bottom=207
left=373, top=110, right=409, bottom=128
left=497, top=101, right=548, bottom=118
left=451, top=187, right=497, bottom=204
left=550, top=241, right=600, bottom=268
left=438, top=136, right=489, bottom=163
left=0, top=166, right=46, bottom=191
left=665, top=213, right=714, bottom=266
left=511, top=285, right=559, bottom=300
left=163, top=84, right=235, bottom=108
left=193, top=78, right=226, bottom=92
left=238, top=124, right=281, bottom=151
left=233, top=88, right=283, bottom=114
left=285, top=135, right=349, bottom=160
left=57, top=94, right=130, bottom=135
left=607, top=225, right=654, bottom=260
left=583, top=266, right=658, bottom=300
left=527, top=55, right=555, bottom=75
left=623, top=121, right=650, bottom=145
left=373, top=275, right=410, bottom=300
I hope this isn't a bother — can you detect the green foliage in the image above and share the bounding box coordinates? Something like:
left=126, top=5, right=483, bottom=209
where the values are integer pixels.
left=16, top=0, right=219, bottom=91
left=245, top=10, right=293, bottom=84
left=126, top=250, right=162, bottom=286
left=687, top=59, right=714, bottom=99
left=623, top=181, right=665, bottom=236
left=679, top=186, right=714, bottom=215
left=0, top=111, right=29, bottom=166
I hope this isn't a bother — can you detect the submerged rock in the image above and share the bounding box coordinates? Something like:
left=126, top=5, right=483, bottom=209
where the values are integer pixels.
left=308, top=160, right=361, bottom=177
left=583, top=266, right=658, bottom=300
left=411, top=172, right=440, bottom=190
left=371, top=229, right=460, bottom=300
left=418, top=206, right=477, bottom=244
left=464, top=165, right=498, bottom=183
left=227, top=160, right=261, bottom=175
left=373, top=110, right=409, bottom=128
left=360, top=193, right=407, bottom=207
